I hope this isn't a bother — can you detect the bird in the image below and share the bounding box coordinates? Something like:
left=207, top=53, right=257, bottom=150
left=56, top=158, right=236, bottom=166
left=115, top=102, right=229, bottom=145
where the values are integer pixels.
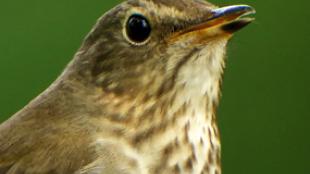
left=0, top=0, right=255, bottom=174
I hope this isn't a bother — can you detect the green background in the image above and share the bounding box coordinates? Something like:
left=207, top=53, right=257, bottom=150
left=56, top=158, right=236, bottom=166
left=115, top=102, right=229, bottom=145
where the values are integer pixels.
left=0, top=0, right=309, bottom=173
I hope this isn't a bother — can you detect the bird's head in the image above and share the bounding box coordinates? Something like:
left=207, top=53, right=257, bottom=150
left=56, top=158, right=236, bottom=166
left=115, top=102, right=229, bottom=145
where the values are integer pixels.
left=70, top=0, right=255, bottom=102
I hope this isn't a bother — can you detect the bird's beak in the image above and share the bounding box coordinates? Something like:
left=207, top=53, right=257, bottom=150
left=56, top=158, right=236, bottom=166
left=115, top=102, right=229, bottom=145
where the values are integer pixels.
left=173, top=5, right=256, bottom=40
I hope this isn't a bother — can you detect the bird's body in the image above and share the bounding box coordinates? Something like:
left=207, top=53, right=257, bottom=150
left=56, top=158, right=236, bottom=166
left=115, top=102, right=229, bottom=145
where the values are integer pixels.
left=0, top=0, right=255, bottom=174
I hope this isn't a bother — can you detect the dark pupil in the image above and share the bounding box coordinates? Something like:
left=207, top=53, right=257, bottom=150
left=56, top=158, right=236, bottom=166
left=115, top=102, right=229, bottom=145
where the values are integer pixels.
left=126, top=15, right=151, bottom=43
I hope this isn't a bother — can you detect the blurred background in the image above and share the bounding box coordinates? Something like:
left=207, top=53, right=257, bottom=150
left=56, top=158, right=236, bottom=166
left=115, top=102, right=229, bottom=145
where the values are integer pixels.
left=0, top=0, right=309, bottom=173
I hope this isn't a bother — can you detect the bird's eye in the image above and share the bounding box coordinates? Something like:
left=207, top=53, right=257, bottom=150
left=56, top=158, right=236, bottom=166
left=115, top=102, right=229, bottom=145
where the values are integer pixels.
left=125, top=14, right=151, bottom=44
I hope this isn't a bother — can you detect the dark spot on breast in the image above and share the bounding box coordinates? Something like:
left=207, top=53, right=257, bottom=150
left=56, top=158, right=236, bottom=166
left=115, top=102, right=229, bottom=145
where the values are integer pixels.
left=190, top=149, right=197, bottom=162
left=174, top=164, right=182, bottom=173
left=208, top=151, right=214, bottom=164
left=185, top=158, right=194, bottom=170
left=202, top=161, right=211, bottom=173
left=174, top=138, right=180, bottom=147
left=208, top=127, right=214, bottom=149
left=200, top=137, right=204, bottom=146
left=132, top=126, right=157, bottom=145
left=163, top=142, right=174, bottom=156
left=215, top=168, right=221, bottom=174
left=215, top=148, right=221, bottom=166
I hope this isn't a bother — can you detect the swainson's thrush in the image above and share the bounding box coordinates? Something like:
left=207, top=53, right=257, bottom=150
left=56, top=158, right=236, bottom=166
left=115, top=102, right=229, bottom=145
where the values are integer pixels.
left=0, top=0, right=255, bottom=174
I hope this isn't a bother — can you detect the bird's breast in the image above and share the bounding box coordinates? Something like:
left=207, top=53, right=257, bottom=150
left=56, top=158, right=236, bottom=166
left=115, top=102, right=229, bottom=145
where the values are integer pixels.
left=121, top=93, right=222, bottom=174
left=146, top=101, right=221, bottom=174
